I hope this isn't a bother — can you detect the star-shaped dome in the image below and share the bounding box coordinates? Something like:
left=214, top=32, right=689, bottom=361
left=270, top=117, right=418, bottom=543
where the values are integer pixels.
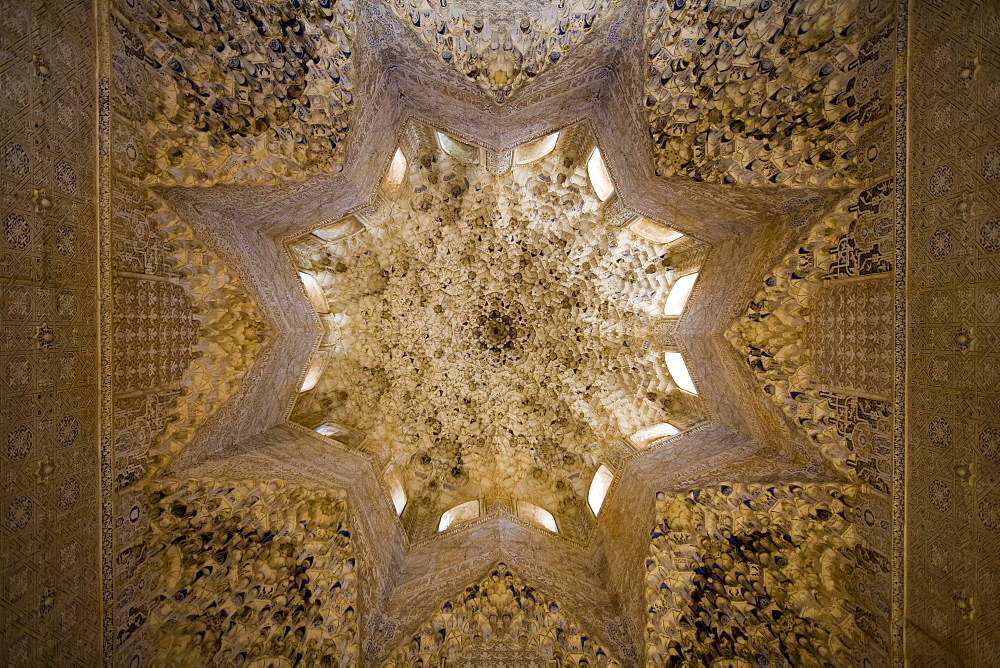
left=56, top=0, right=919, bottom=664
left=287, top=122, right=708, bottom=542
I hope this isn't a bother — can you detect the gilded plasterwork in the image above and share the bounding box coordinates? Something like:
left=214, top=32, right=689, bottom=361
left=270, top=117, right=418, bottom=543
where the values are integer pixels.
left=387, top=561, right=621, bottom=665
left=386, top=0, right=616, bottom=103
left=12, top=0, right=990, bottom=664
left=288, top=123, right=708, bottom=540
left=112, top=0, right=357, bottom=186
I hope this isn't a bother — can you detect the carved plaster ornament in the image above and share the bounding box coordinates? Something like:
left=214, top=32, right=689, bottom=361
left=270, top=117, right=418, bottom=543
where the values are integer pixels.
left=645, top=483, right=862, bottom=666
left=388, top=0, right=616, bottom=101
left=645, top=0, right=860, bottom=186
left=726, top=195, right=865, bottom=477
left=290, top=123, right=708, bottom=540
left=117, top=0, right=356, bottom=186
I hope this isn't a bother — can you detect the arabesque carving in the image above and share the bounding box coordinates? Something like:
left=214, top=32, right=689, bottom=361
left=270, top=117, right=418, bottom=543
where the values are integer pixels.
left=145, top=195, right=271, bottom=473
left=725, top=198, right=856, bottom=475
left=0, top=0, right=942, bottom=662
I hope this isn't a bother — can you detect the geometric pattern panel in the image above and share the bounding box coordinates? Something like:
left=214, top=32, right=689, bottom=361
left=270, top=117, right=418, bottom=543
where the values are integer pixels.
left=6, top=0, right=974, bottom=664
left=907, top=0, right=1000, bottom=662
left=106, top=193, right=271, bottom=662
left=810, top=277, right=893, bottom=397
left=0, top=0, right=100, bottom=663
left=721, top=12, right=900, bottom=658
left=111, top=276, right=195, bottom=394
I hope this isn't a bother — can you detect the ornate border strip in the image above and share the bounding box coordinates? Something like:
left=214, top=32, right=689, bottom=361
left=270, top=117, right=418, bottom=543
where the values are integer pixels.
left=95, top=0, right=115, bottom=662
left=892, top=0, right=909, bottom=662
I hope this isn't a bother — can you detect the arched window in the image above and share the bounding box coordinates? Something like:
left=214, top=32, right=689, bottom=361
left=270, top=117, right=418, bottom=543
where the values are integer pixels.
left=516, top=501, right=558, bottom=533
left=298, top=271, right=328, bottom=314
left=664, top=273, right=698, bottom=316
left=436, top=131, right=479, bottom=163
left=381, top=148, right=408, bottom=194
left=587, top=147, right=615, bottom=201
left=515, top=131, right=559, bottom=164
left=312, top=216, right=364, bottom=242
left=438, top=499, right=480, bottom=532
left=314, top=421, right=363, bottom=448
left=384, top=468, right=407, bottom=515
left=665, top=351, right=697, bottom=394
left=588, top=464, right=614, bottom=516
left=630, top=422, right=681, bottom=448
left=630, top=217, right=684, bottom=244
left=299, top=354, right=327, bottom=392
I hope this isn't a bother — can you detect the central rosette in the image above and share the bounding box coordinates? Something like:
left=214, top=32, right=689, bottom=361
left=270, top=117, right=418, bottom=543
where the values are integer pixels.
left=472, top=293, right=531, bottom=362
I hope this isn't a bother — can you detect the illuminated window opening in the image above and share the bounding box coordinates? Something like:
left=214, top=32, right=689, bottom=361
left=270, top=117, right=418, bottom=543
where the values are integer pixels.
left=436, top=131, right=479, bottom=163
left=516, top=501, right=558, bottom=533
left=588, top=464, right=614, bottom=516
left=515, top=131, right=560, bottom=164
left=299, top=354, right=327, bottom=393
left=384, top=469, right=407, bottom=515
left=438, top=500, right=480, bottom=532
left=312, top=217, right=364, bottom=242
left=587, top=147, right=614, bottom=201
left=665, top=351, right=698, bottom=395
left=381, top=148, right=407, bottom=195
left=664, top=273, right=699, bottom=316
left=630, top=217, right=684, bottom=244
left=298, top=272, right=328, bottom=314
left=314, top=424, right=337, bottom=436
left=314, top=421, right=363, bottom=448
left=630, top=422, right=681, bottom=448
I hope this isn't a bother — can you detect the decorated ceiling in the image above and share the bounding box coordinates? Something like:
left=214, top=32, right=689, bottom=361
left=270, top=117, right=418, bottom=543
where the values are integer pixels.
left=287, top=122, right=707, bottom=541
left=386, top=0, right=618, bottom=102
left=9, top=0, right=992, bottom=665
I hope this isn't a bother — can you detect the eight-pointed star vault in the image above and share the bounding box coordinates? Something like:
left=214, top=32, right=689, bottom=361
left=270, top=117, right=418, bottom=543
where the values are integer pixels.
left=128, top=0, right=877, bottom=660
left=287, top=121, right=710, bottom=544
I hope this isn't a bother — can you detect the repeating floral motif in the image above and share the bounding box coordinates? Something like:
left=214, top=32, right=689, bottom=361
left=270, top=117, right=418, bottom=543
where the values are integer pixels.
left=3, top=213, right=31, bottom=249
left=7, top=0, right=980, bottom=664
